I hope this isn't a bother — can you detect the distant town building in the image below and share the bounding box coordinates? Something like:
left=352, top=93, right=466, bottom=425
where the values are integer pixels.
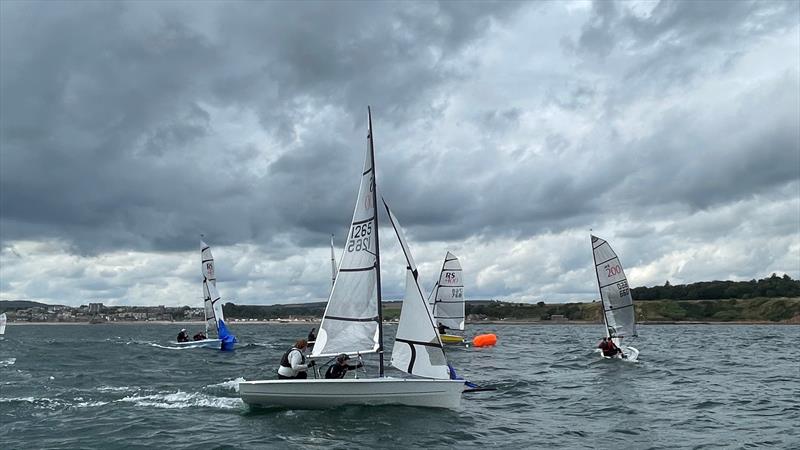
left=550, top=314, right=567, bottom=322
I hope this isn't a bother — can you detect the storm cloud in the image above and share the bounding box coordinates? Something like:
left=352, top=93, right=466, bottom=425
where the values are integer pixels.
left=1, top=0, right=798, bottom=306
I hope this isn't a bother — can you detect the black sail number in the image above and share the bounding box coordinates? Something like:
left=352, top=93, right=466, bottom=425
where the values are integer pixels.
left=347, top=222, right=373, bottom=252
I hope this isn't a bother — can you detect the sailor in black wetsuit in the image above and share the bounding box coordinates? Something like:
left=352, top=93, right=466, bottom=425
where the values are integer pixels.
left=324, top=354, right=363, bottom=379
left=177, top=329, right=189, bottom=342
left=437, top=322, right=451, bottom=335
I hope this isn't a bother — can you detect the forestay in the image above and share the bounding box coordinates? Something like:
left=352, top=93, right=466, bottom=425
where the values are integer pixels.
left=429, top=252, right=465, bottom=330
left=312, top=127, right=380, bottom=358
left=591, top=235, right=637, bottom=339
left=384, top=201, right=449, bottom=379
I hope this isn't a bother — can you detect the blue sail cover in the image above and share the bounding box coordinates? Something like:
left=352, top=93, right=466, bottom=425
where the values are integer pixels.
left=218, top=319, right=237, bottom=351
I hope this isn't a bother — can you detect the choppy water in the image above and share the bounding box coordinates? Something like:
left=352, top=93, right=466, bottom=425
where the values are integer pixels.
left=1, top=323, right=798, bottom=449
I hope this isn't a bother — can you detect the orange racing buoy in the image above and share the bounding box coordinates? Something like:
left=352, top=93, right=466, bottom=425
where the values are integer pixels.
left=472, top=333, right=497, bottom=347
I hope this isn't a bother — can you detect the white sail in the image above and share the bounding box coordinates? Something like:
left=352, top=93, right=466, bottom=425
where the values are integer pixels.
left=591, top=235, right=637, bottom=339
left=201, top=240, right=225, bottom=337
left=0, top=313, right=6, bottom=335
left=430, top=252, right=465, bottom=330
left=313, top=116, right=380, bottom=358
left=385, top=200, right=449, bottom=379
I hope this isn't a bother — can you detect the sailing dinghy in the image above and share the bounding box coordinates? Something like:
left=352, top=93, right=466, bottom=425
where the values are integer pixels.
left=429, top=252, right=466, bottom=344
left=0, top=313, right=6, bottom=336
left=238, top=108, right=465, bottom=409
left=591, top=235, right=639, bottom=361
left=177, top=240, right=237, bottom=350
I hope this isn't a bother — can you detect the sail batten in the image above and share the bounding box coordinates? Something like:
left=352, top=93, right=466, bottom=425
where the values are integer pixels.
left=591, top=235, right=637, bottom=339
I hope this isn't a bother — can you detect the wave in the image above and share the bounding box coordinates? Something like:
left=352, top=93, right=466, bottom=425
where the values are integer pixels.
left=117, top=390, right=243, bottom=410
left=0, top=357, right=16, bottom=366
left=205, top=377, right=245, bottom=393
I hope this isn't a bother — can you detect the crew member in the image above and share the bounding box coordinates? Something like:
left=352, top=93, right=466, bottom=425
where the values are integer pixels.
left=437, top=322, right=451, bottom=335
left=278, top=339, right=314, bottom=379
left=193, top=331, right=206, bottom=341
left=324, top=354, right=363, bottom=379
left=177, top=329, right=189, bottom=342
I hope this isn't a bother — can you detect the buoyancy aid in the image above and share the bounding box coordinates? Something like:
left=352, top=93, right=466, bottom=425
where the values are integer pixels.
left=280, top=347, right=305, bottom=368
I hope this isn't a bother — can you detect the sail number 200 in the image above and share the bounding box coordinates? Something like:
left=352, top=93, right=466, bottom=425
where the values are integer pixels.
left=606, top=264, right=622, bottom=277
left=347, top=222, right=373, bottom=252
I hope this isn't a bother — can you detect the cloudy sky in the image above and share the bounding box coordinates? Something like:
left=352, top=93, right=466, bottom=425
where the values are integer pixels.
left=1, top=0, right=798, bottom=307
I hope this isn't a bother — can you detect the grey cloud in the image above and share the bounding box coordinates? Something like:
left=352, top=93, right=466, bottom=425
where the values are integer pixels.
left=1, top=1, right=524, bottom=255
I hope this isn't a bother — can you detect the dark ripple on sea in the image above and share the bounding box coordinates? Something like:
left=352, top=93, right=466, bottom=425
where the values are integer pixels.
left=0, top=323, right=798, bottom=449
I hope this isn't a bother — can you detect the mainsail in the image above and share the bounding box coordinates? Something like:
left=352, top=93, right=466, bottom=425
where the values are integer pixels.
left=313, top=109, right=382, bottom=360
left=429, top=252, right=465, bottom=331
left=384, top=200, right=449, bottom=379
left=201, top=240, right=236, bottom=348
left=0, top=313, right=6, bottom=335
left=591, top=235, right=637, bottom=339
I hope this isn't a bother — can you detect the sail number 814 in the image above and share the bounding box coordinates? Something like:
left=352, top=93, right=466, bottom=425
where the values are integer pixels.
left=347, top=222, right=373, bottom=253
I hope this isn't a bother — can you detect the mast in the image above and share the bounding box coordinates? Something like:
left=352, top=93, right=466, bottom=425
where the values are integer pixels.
left=591, top=235, right=611, bottom=338
left=330, top=234, right=336, bottom=289
left=368, top=106, right=385, bottom=377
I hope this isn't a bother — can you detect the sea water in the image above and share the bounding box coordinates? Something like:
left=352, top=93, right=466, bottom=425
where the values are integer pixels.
left=0, top=323, right=797, bottom=449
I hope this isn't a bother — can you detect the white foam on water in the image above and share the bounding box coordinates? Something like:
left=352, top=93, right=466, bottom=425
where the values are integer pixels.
left=97, top=385, right=137, bottom=393
left=0, top=397, right=64, bottom=409
left=117, top=390, right=243, bottom=410
left=75, top=400, right=110, bottom=408
left=0, top=357, right=16, bottom=366
left=205, top=377, right=245, bottom=393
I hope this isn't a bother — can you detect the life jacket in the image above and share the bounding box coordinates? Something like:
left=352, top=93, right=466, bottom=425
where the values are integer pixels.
left=280, top=347, right=305, bottom=368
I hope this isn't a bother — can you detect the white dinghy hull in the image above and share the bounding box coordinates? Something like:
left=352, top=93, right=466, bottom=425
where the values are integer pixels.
left=175, top=338, right=222, bottom=349
left=239, top=378, right=464, bottom=409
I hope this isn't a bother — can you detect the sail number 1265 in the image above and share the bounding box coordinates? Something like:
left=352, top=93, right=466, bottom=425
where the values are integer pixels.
left=347, top=222, right=373, bottom=252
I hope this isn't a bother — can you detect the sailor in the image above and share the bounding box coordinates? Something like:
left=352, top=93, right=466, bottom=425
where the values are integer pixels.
left=606, top=338, right=623, bottom=357
left=177, top=329, right=189, bottom=342
left=193, top=331, right=206, bottom=341
left=307, top=327, right=317, bottom=343
left=278, top=339, right=315, bottom=379
left=437, top=322, right=450, bottom=335
left=324, top=353, right=363, bottom=379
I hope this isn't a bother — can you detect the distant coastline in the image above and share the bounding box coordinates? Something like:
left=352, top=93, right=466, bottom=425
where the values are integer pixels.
left=5, top=320, right=796, bottom=326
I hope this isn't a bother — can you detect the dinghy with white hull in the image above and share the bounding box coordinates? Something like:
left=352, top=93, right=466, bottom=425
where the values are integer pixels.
left=177, top=240, right=237, bottom=350
left=238, top=108, right=464, bottom=409
left=591, top=235, right=639, bottom=361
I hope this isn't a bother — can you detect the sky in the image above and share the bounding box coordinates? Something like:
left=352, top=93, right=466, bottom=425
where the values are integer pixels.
left=1, top=0, right=798, bottom=307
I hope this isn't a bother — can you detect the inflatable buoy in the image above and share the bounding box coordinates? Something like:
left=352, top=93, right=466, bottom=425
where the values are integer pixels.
left=472, top=333, right=497, bottom=347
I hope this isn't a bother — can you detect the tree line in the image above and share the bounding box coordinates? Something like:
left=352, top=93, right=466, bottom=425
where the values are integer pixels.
left=631, top=274, right=800, bottom=300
